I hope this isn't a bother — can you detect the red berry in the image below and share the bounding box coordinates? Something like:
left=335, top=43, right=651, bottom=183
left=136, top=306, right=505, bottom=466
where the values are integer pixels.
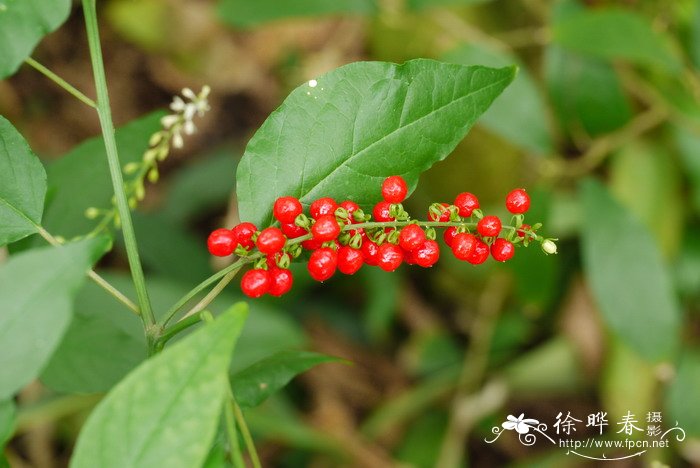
left=443, top=227, right=458, bottom=247
left=232, top=222, right=257, bottom=250
left=302, top=238, right=323, bottom=250
left=506, top=188, right=530, bottom=214
left=454, top=192, right=480, bottom=217
left=403, top=248, right=418, bottom=265
left=428, top=203, right=451, bottom=222
left=491, top=238, right=515, bottom=262
left=467, top=239, right=489, bottom=265
left=361, top=239, right=380, bottom=266
left=382, top=175, right=408, bottom=203
left=311, top=215, right=341, bottom=242
left=377, top=243, right=404, bottom=272
left=273, top=196, right=303, bottom=224
left=451, top=233, right=477, bottom=261
left=477, top=216, right=502, bottom=237
left=413, top=239, right=440, bottom=267
left=281, top=222, right=307, bottom=239
left=517, top=223, right=531, bottom=238
left=310, top=197, right=338, bottom=219
left=241, top=269, right=270, bottom=298
left=256, top=227, right=286, bottom=254
left=268, top=268, right=294, bottom=296
left=340, top=200, right=360, bottom=222
left=207, top=228, right=237, bottom=257
left=399, top=224, right=426, bottom=252
left=337, top=246, right=364, bottom=275
left=372, top=201, right=394, bottom=222
left=308, top=247, right=338, bottom=282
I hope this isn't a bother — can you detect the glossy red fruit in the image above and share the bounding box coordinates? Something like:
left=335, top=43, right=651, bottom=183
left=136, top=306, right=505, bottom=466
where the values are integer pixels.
left=399, top=224, right=426, bottom=252
left=311, top=215, right=341, bottom=241
left=373, top=201, right=394, bottom=222
left=207, top=228, right=237, bottom=257
left=340, top=200, right=361, bottom=223
left=232, top=222, right=257, bottom=250
left=451, top=233, right=477, bottom=261
left=256, top=227, right=286, bottom=254
left=337, top=246, right=364, bottom=275
left=467, top=239, right=489, bottom=265
left=273, top=196, right=303, bottom=224
left=491, top=238, right=515, bottom=262
left=477, top=215, right=502, bottom=237
left=382, top=175, right=408, bottom=203
left=413, top=239, right=440, bottom=267
left=428, top=203, right=451, bottom=222
left=517, top=223, right=531, bottom=238
left=281, top=222, right=307, bottom=239
left=268, top=268, right=294, bottom=296
left=310, top=197, right=338, bottom=219
left=241, top=269, right=270, bottom=298
left=361, top=239, right=380, bottom=266
left=443, top=227, right=458, bottom=247
left=403, top=247, right=418, bottom=265
left=506, top=188, right=530, bottom=214
left=302, top=238, right=323, bottom=250
left=377, top=243, right=404, bottom=272
left=308, top=247, right=338, bottom=281
left=454, top=192, right=480, bottom=217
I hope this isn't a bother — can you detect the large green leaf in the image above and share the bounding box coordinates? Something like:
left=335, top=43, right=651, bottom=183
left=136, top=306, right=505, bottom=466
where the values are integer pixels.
left=0, top=116, right=47, bottom=246
left=0, top=0, right=72, bottom=78
left=0, top=237, right=109, bottom=399
left=217, top=0, right=376, bottom=28
left=236, top=59, right=515, bottom=227
left=552, top=8, right=681, bottom=72
left=232, top=351, right=342, bottom=408
left=666, top=350, right=700, bottom=437
left=70, top=304, right=248, bottom=468
left=580, top=179, right=681, bottom=362
left=0, top=400, right=14, bottom=446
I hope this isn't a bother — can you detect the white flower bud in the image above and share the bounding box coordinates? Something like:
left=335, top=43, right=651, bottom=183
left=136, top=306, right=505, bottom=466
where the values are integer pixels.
left=542, top=239, right=558, bottom=255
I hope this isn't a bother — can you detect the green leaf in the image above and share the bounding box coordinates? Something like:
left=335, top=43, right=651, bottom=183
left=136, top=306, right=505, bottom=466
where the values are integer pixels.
left=0, top=237, right=109, bottom=399
left=232, top=351, right=342, bottom=408
left=580, top=179, right=681, bottom=362
left=666, top=350, right=700, bottom=437
left=0, top=116, right=47, bottom=246
left=40, top=112, right=162, bottom=241
left=443, top=44, right=552, bottom=154
left=552, top=8, right=681, bottom=72
left=217, top=0, right=376, bottom=28
left=0, top=400, right=15, bottom=446
left=674, top=125, right=700, bottom=213
left=237, top=59, right=515, bottom=227
left=0, top=0, right=72, bottom=78
left=70, top=304, right=248, bottom=468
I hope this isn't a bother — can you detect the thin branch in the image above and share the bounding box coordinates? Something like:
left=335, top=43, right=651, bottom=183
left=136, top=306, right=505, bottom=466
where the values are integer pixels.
left=25, top=57, right=97, bottom=109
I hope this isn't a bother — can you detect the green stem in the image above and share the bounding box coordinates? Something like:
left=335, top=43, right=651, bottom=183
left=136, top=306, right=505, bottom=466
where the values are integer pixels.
left=177, top=266, right=242, bottom=323
left=224, top=395, right=246, bottom=468
left=232, top=396, right=262, bottom=468
left=24, top=57, right=97, bottom=108
left=155, top=312, right=205, bottom=350
left=82, top=0, right=156, bottom=346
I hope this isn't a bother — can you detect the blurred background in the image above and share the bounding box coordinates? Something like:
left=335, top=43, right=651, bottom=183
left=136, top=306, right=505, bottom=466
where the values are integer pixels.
left=1, top=0, right=700, bottom=466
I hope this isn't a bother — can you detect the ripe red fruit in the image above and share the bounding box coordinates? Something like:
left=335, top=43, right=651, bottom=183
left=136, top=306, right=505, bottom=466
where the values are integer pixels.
left=451, top=233, right=477, bottom=261
left=467, top=239, right=489, bottom=265
left=301, top=238, right=323, bottom=250
left=268, top=268, right=294, bottom=296
left=517, top=223, right=531, bottom=238
left=207, top=228, right=237, bottom=257
left=506, top=188, right=530, bottom=214
left=232, top=222, right=257, bottom=250
left=377, top=243, right=404, bottom=272
left=382, top=175, right=408, bottom=203
left=373, top=201, right=394, bottom=222
left=454, top=192, right=480, bottom=217
left=273, top=196, right=303, bottom=224
left=399, top=224, right=426, bottom=252
left=256, top=227, right=286, bottom=254
left=241, top=269, right=270, bottom=298
left=443, top=227, right=458, bottom=247
left=361, top=239, right=380, bottom=266
left=308, top=247, right=338, bottom=281
left=491, top=238, right=515, bottom=262
left=310, top=197, right=338, bottom=219
left=337, top=246, right=364, bottom=275
left=340, top=200, right=360, bottom=223
left=477, top=215, right=502, bottom=237
left=281, top=222, right=307, bottom=239
left=413, top=239, right=440, bottom=267
left=428, top=203, right=451, bottom=222
left=311, top=215, right=341, bottom=241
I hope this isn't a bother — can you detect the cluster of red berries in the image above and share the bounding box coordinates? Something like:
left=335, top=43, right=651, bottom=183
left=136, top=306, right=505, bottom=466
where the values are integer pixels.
left=207, top=175, right=549, bottom=298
